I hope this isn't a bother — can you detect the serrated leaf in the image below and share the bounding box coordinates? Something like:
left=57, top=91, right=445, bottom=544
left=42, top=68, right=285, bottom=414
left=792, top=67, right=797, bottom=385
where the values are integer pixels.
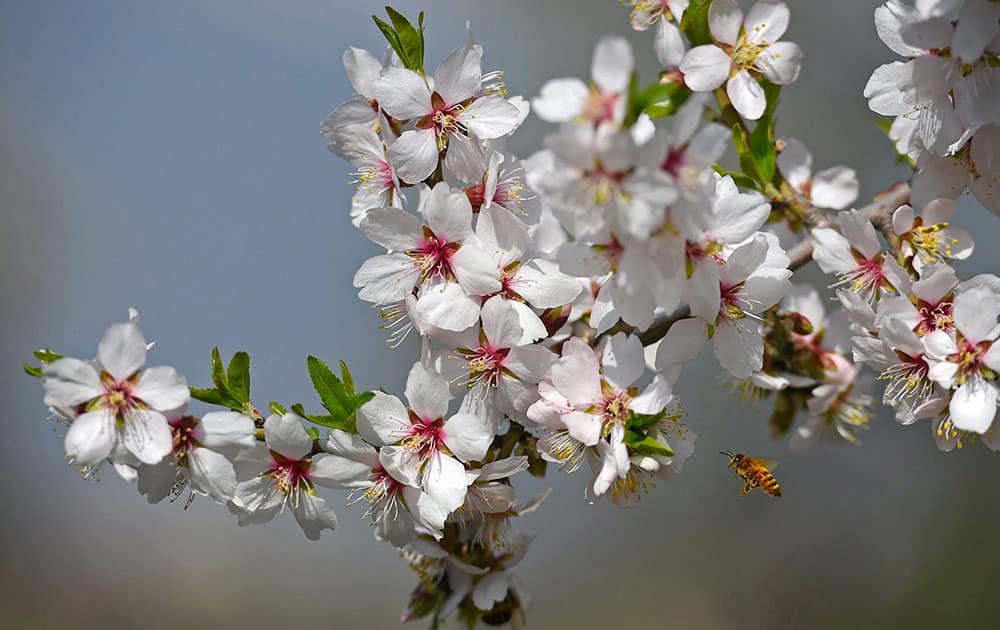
left=307, top=356, right=352, bottom=418
left=210, top=347, right=234, bottom=401
left=373, top=14, right=410, bottom=69
left=24, top=363, right=43, bottom=378
left=340, top=360, right=356, bottom=397
left=269, top=401, right=287, bottom=416
left=680, top=0, right=712, bottom=46
left=226, top=351, right=251, bottom=404
left=385, top=7, right=423, bottom=72
left=190, top=386, right=228, bottom=406
left=293, top=402, right=356, bottom=433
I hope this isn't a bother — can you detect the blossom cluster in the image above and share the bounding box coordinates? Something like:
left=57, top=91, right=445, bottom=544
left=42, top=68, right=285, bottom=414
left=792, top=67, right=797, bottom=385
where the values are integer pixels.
left=24, top=1, right=1000, bottom=627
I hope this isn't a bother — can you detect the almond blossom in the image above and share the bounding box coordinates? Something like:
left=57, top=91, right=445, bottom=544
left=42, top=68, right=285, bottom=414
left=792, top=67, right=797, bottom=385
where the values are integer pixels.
left=355, top=361, right=493, bottom=513
left=532, top=37, right=634, bottom=126
left=375, top=32, right=522, bottom=183
left=42, top=319, right=189, bottom=467
left=229, top=413, right=349, bottom=540
left=679, top=0, right=802, bottom=120
left=776, top=137, right=859, bottom=211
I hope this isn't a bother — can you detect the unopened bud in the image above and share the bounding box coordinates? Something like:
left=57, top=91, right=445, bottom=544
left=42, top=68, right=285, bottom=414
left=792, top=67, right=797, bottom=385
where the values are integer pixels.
left=789, top=312, right=814, bottom=336
left=540, top=304, right=571, bottom=337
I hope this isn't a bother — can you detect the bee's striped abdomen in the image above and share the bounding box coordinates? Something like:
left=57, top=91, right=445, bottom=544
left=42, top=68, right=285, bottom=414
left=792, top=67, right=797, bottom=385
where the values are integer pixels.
left=758, top=470, right=781, bottom=497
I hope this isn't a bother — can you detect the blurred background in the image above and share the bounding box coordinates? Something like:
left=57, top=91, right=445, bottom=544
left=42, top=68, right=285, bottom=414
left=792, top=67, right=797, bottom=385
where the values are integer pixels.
left=2, top=1, right=999, bottom=628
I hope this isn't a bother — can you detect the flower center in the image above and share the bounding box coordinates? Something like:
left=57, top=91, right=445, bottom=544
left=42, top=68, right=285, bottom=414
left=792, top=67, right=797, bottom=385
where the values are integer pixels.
left=407, top=226, right=461, bottom=284
left=170, top=416, right=201, bottom=466
left=731, top=33, right=769, bottom=70
left=400, top=413, right=446, bottom=463
left=908, top=223, right=958, bottom=263
left=267, top=452, right=313, bottom=497
left=96, top=372, right=147, bottom=427
left=915, top=299, right=953, bottom=335
left=879, top=354, right=932, bottom=405
left=458, top=344, right=511, bottom=390
left=581, top=85, right=620, bottom=125
left=602, top=387, right=631, bottom=427
left=662, top=145, right=687, bottom=177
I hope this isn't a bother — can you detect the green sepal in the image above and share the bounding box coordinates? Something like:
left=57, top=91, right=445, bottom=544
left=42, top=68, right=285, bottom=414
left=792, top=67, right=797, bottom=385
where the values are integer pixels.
left=24, top=348, right=64, bottom=378
left=680, top=0, right=712, bottom=46
left=24, top=363, right=43, bottom=378
left=305, top=426, right=322, bottom=441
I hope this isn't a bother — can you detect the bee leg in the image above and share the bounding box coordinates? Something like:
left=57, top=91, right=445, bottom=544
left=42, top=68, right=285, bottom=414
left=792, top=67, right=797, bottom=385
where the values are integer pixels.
left=740, top=483, right=751, bottom=495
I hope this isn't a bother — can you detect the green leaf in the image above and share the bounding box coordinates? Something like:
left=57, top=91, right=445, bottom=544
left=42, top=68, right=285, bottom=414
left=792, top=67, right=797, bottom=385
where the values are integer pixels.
left=210, top=347, right=234, bottom=401
left=340, top=360, right=357, bottom=396
left=269, top=401, right=287, bottom=416
left=624, top=430, right=674, bottom=458
left=645, top=86, right=691, bottom=119
left=24, top=363, right=43, bottom=378
left=307, top=356, right=351, bottom=418
left=226, top=351, right=251, bottom=404
left=712, top=164, right=760, bottom=190
left=385, top=7, right=423, bottom=73
left=373, top=14, right=409, bottom=69
left=305, top=426, right=322, bottom=441
left=191, top=386, right=228, bottom=406
left=628, top=410, right=667, bottom=431
left=749, top=83, right=780, bottom=184
left=292, top=403, right=356, bottom=433
left=680, top=0, right=712, bottom=46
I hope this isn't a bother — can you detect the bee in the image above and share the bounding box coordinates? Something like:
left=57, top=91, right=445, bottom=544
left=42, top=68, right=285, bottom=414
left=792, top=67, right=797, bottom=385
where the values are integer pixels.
left=721, top=451, right=781, bottom=497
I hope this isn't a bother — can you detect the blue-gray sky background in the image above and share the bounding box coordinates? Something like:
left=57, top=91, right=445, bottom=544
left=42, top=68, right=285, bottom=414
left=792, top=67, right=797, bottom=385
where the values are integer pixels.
left=2, top=1, right=999, bottom=628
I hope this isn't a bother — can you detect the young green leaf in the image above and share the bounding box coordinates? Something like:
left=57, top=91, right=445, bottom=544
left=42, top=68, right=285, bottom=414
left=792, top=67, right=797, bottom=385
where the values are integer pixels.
left=372, top=14, right=410, bottom=69
left=307, top=356, right=352, bottom=418
left=627, top=409, right=667, bottom=431
left=24, top=363, right=43, bottom=378
left=385, top=7, right=423, bottom=73
left=339, top=360, right=357, bottom=396
left=624, top=430, right=675, bottom=458
left=226, top=351, right=251, bottom=404
left=712, top=164, right=760, bottom=190
left=190, top=386, right=229, bottom=406
left=680, top=0, right=712, bottom=47
left=210, top=347, right=234, bottom=401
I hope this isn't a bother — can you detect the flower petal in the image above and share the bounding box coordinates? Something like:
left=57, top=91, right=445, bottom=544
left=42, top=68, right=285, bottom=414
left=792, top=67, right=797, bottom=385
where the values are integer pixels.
left=97, top=322, right=148, bottom=380
left=65, top=410, right=115, bottom=466
left=264, top=413, right=313, bottom=461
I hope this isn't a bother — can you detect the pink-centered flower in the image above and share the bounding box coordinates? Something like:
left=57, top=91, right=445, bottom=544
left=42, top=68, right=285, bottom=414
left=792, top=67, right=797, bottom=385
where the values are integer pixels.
left=42, top=319, right=189, bottom=468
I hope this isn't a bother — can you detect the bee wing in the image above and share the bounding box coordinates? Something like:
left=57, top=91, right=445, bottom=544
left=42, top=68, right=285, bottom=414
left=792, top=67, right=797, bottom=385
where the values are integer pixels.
left=747, top=457, right=778, bottom=471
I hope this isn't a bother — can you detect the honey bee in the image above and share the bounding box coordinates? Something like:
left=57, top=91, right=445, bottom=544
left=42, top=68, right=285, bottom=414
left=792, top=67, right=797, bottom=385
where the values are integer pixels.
left=721, top=451, right=781, bottom=497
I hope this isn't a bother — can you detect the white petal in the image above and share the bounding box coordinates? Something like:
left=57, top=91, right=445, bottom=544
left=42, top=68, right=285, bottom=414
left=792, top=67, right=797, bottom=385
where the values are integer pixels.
left=480, top=297, right=522, bottom=349
left=601, top=333, right=645, bottom=390
left=310, top=453, right=373, bottom=489
left=353, top=253, right=419, bottom=304
left=452, top=245, right=503, bottom=297
left=198, top=411, right=256, bottom=452
left=776, top=137, right=812, bottom=192
left=135, top=366, right=189, bottom=411
left=405, top=361, right=451, bottom=420
left=756, top=41, right=801, bottom=85
left=374, top=67, right=432, bottom=119
left=416, top=283, right=482, bottom=331
left=864, top=62, right=917, bottom=117
left=433, top=39, right=483, bottom=105
left=325, top=428, right=379, bottom=467
left=121, top=408, right=173, bottom=465
left=65, top=410, right=115, bottom=466
left=387, top=128, right=438, bottom=184
left=292, top=493, right=337, bottom=540
left=839, top=209, right=881, bottom=260
left=708, top=0, right=743, bottom=46
left=187, top=447, right=238, bottom=503
left=422, top=453, right=469, bottom=513
left=727, top=70, right=766, bottom=120
left=514, top=261, right=582, bottom=308
left=953, top=0, right=1000, bottom=64
left=461, top=97, right=521, bottom=139
left=442, top=413, right=493, bottom=462
left=953, top=286, right=1000, bottom=342
left=654, top=17, right=687, bottom=68
left=714, top=319, right=764, bottom=378
left=875, top=0, right=924, bottom=56
left=810, top=166, right=859, bottom=210
left=532, top=78, right=588, bottom=123
left=688, top=261, right=722, bottom=321
left=264, top=413, right=313, bottom=460
left=810, top=227, right=854, bottom=274
left=357, top=391, right=411, bottom=446
left=97, top=322, right=147, bottom=380
left=343, top=47, right=383, bottom=97
left=911, top=156, right=968, bottom=207
left=137, top=461, right=177, bottom=503
left=443, top=134, right=486, bottom=184
left=591, top=37, right=633, bottom=94
left=472, top=572, right=512, bottom=611
left=744, top=1, right=790, bottom=44
left=42, top=358, right=101, bottom=407
left=358, top=207, right=423, bottom=251
left=679, top=45, right=731, bottom=92
left=949, top=379, right=997, bottom=434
